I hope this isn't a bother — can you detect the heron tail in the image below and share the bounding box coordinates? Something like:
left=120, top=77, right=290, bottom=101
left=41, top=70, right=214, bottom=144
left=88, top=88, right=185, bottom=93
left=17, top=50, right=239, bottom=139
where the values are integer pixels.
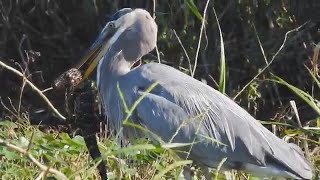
left=267, top=142, right=313, bottom=179
left=244, top=142, right=313, bottom=179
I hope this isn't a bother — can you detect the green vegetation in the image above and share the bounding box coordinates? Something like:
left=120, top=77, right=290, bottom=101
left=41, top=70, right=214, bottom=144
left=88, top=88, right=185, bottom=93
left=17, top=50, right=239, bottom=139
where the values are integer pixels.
left=0, top=0, right=319, bottom=179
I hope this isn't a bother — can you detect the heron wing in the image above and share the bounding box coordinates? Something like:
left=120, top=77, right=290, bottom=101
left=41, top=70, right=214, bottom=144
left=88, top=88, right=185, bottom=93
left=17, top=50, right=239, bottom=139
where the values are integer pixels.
left=118, top=63, right=312, bottom=178
left=121, top=63, right=268, bottom=161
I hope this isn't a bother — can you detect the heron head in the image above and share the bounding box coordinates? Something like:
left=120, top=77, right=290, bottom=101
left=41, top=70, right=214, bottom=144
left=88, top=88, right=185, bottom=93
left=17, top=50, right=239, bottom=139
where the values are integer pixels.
left=81, top=8, right=158, bottom=80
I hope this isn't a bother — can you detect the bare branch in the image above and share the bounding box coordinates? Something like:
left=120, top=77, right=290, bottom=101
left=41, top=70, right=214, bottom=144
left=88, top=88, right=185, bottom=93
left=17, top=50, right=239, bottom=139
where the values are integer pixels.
left=0, top=137, right=68, bottom=180
left=173, top=29, right=192, bottom=74
left=152, top=0, right=161, bottom=63
left=0, top=60, right=66, bottom=120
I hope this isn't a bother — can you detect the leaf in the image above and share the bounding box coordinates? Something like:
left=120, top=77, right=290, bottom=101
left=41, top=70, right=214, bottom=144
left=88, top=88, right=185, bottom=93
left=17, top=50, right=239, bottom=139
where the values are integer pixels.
left=272, top=75, right=320, bottom=116
left=17, top=137, right=30, bottom=148
left=60, top=133, right=85, bottom=148
left=212, top=6, right=226, bottom=93
left=113, top=144, right=156, bottom=155
left=43, top=134, right=56, bottom=142
left=2, top=148, right=20, bottom=160
left=161, top=142, right=194, bottom=149
left=153, top=160, right=193, bottom=179
left=0, top=120, right=17, bottom=129
left=185, top=0, right=203, bottom=20
left=305, top=65, right=320, bottom=89
left=284, top=129, right=303, bottom=136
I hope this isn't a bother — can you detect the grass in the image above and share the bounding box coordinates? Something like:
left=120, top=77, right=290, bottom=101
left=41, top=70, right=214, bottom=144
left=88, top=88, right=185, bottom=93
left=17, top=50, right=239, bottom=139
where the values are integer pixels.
left=1, top=104, right=318, bottom=179
left=0, top=118, right=208, bottom=179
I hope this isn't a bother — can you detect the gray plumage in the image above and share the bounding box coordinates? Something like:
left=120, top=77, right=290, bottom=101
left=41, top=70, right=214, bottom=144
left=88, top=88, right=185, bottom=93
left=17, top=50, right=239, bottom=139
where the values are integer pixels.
left=87, top=8, right=313, bottom=179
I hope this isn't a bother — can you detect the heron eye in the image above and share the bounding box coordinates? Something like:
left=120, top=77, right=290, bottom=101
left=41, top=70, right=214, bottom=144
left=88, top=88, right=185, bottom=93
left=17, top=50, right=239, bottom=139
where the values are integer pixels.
left=108, top=22, right=115, bottom=29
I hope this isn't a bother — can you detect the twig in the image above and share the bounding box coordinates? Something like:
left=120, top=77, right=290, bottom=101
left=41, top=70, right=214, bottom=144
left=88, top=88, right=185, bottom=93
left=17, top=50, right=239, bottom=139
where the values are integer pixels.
left=233, top=21, right=310, bottom=100
left=0, top=137, right=68, bottom=180
left=191, top=0, right=210, bottom=77
left=152, top=0, right=161, bottom=63
left=155, top=46, right=161, bottom=64
left=0, top=97, right=18, bottom=119
left=18, top=69, right=27, bottom=117
left=0, top=60, right=66, bottom=120
left=253, top=24, right=268, bottom=65
left=35, top=171, right=45, bottom=180
left=8, top=96, right=18, bottom=114
left=312, top=43, right=319, bottom=76
left=42, top=87, right=54, bottom=93
left=18, top=35, right=31, bottom=77
left=173, top=29, right=192, bottom=74
left=152, top=0, right=156, bottom=19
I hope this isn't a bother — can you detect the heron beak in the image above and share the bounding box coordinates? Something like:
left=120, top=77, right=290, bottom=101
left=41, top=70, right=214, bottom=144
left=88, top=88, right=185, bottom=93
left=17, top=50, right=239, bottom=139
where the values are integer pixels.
left=78, top=28, right=113, bottom=82
left=81, top=41, right=106, bottom=81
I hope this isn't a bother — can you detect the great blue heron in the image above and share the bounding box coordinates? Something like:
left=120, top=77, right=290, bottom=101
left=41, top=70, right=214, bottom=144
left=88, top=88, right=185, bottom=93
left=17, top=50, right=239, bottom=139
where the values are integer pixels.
left=81, top=8, right=313, bottom=179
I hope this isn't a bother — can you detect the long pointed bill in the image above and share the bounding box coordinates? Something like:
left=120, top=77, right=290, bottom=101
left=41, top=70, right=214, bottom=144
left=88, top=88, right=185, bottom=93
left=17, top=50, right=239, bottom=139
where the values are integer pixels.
left=81, top=43, right=105, bottom=81
left=77, top=30, right=112, bottom=83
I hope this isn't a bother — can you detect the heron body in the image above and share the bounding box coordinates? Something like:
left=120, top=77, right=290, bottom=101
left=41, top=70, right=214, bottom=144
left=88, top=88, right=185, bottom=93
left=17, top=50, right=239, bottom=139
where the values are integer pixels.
left=83, top=8, right=313, bottom=179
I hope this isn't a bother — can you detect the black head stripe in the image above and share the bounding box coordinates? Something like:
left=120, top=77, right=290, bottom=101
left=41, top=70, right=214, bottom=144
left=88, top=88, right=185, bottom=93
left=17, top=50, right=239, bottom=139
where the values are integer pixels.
left=109, top=8, right=133, bottom=21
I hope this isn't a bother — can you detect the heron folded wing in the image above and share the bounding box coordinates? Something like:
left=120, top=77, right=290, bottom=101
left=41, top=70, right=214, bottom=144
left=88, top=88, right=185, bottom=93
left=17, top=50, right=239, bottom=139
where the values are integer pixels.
left=131, top=89, right=267, bottom=168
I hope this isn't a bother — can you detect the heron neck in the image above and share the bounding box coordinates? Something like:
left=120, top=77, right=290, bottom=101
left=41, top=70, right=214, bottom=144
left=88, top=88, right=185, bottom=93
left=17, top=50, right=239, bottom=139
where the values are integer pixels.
left=97, top=54, right=133, bottom=89
left=106, top=58, right=131, bottom=77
